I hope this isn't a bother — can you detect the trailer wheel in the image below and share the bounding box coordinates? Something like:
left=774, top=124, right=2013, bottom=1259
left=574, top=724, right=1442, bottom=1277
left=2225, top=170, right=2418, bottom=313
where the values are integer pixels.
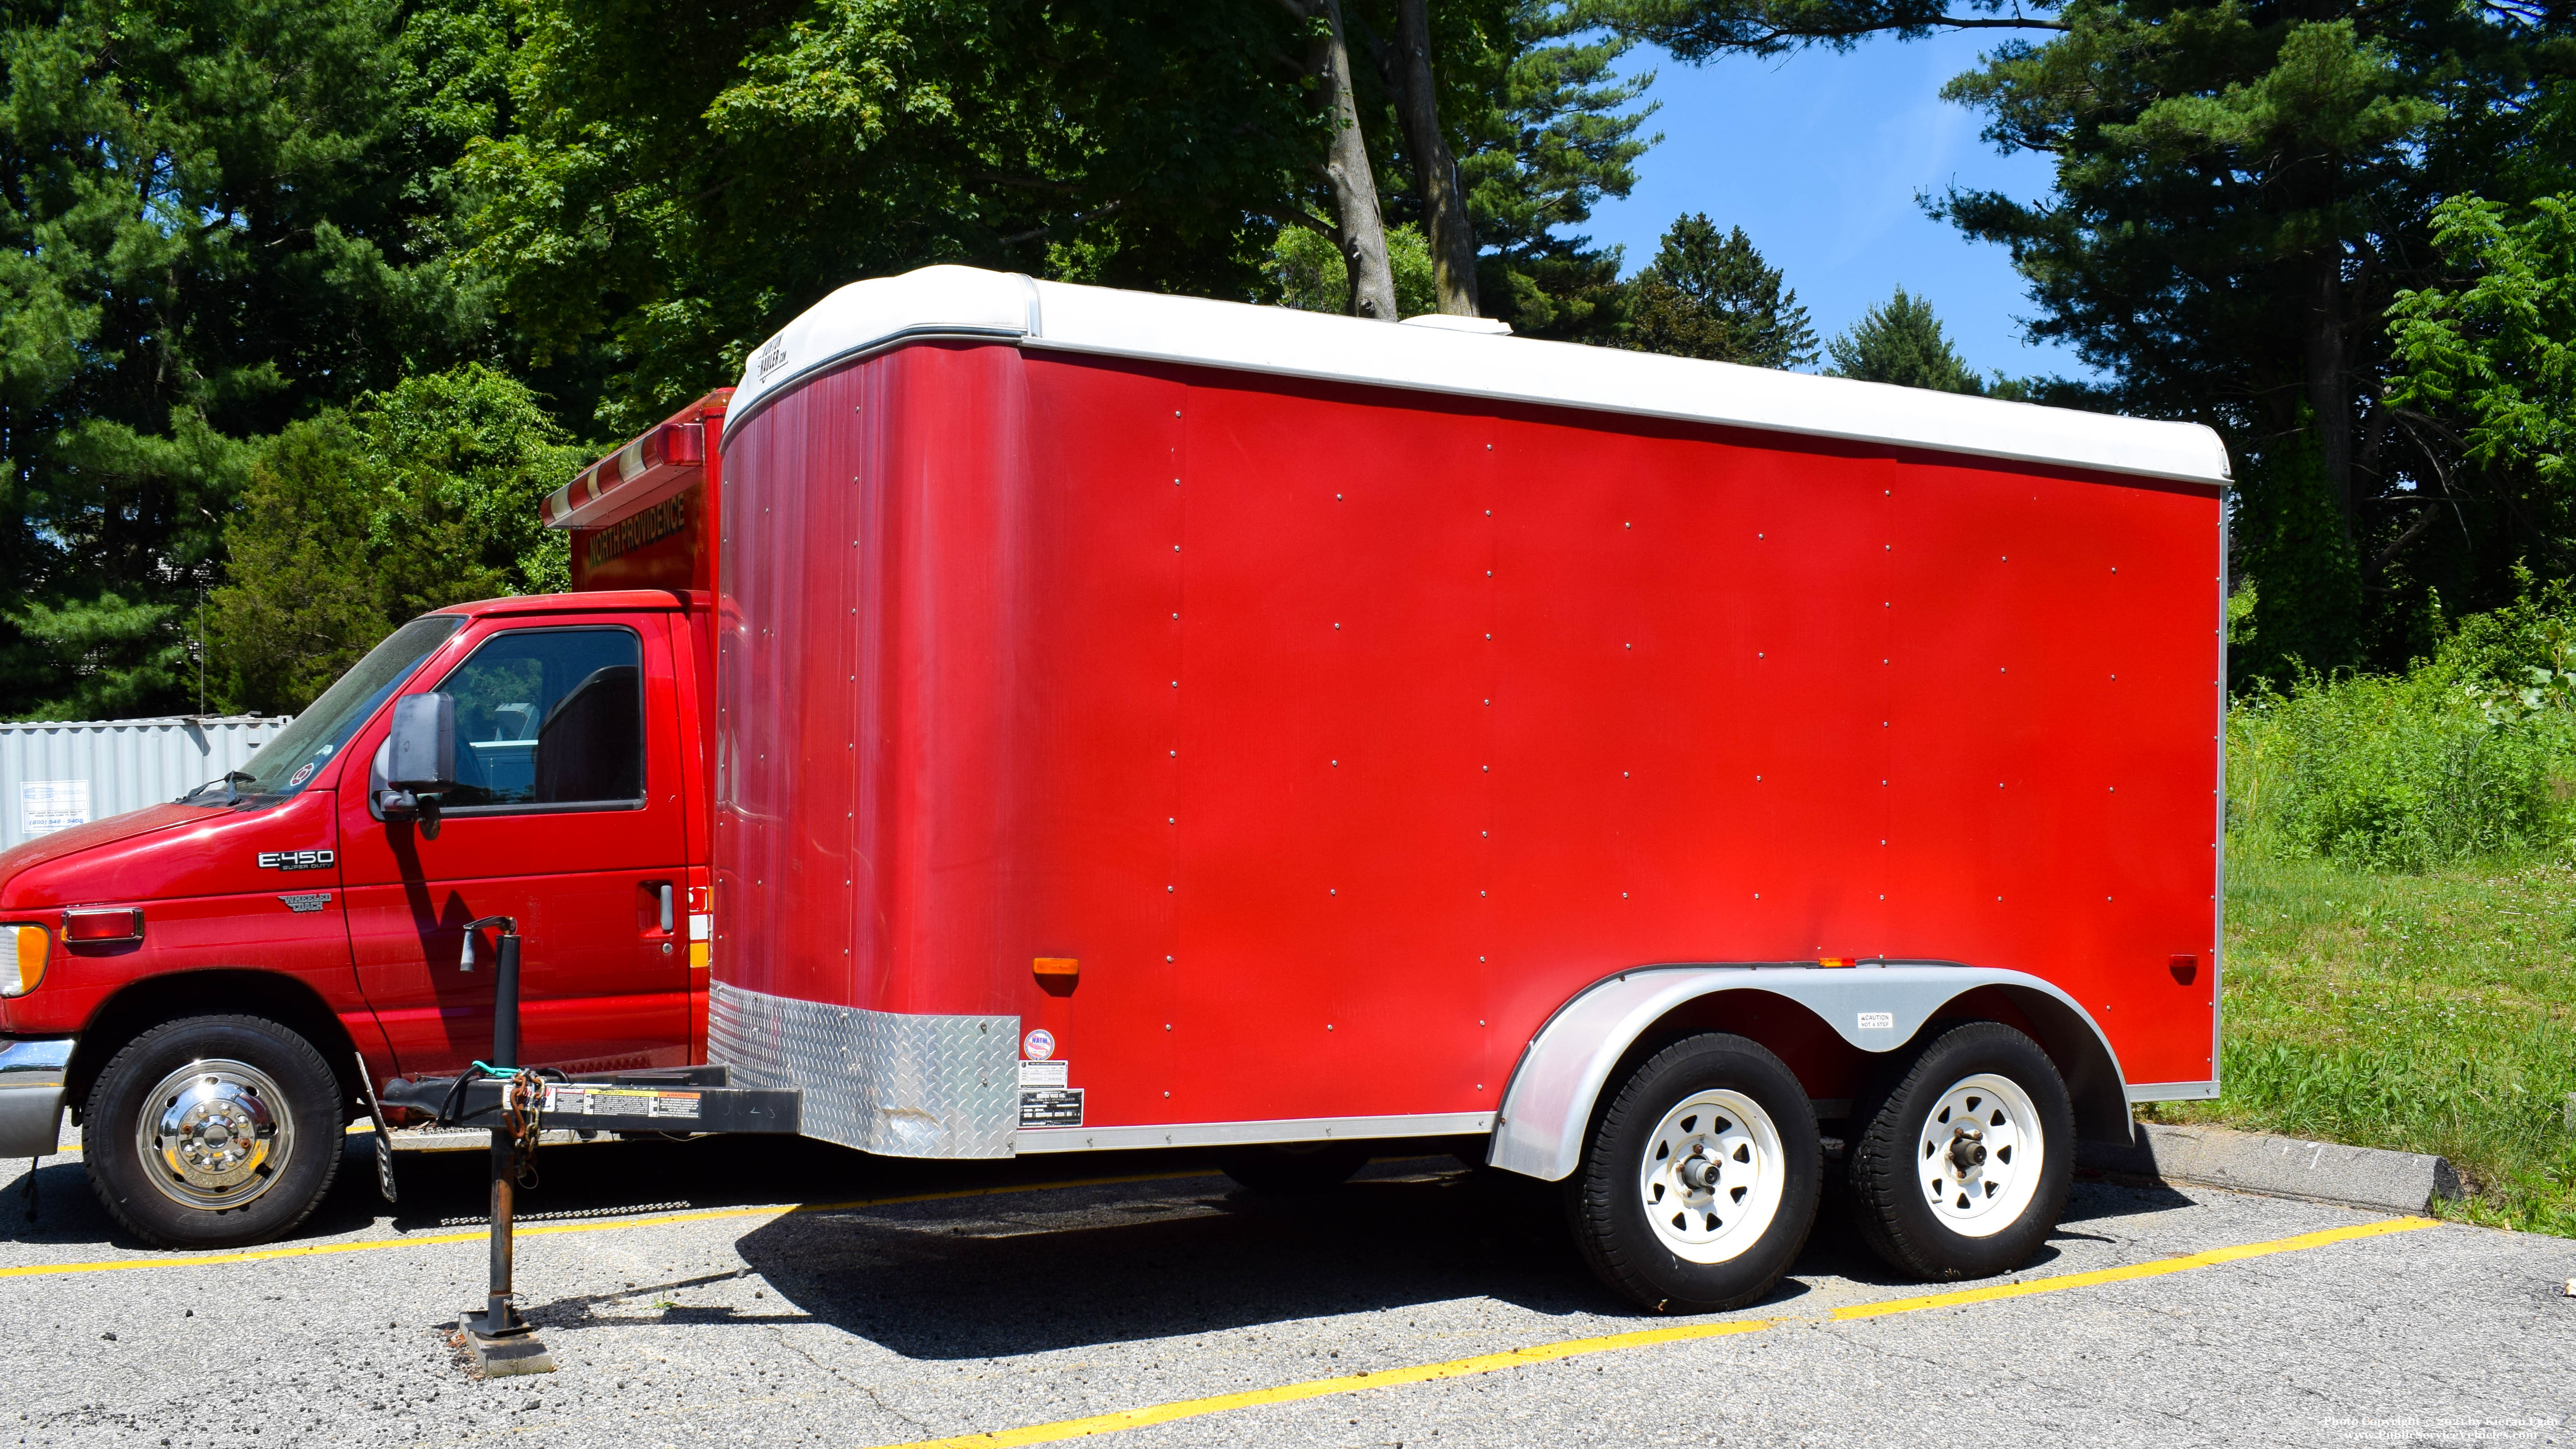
left=1565, top=1032, right=1819, bottom=1314
left=1845, top=1021, right=2074, bottom=1282
left=82, top=1014, right=345, bottom=1250
left=1217, top=1141, right=1373, bottom=1195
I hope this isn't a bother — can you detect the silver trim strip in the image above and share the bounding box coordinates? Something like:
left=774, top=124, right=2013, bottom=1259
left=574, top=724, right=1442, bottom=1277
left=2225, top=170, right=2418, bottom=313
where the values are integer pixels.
left=1016, top=1111, right=1492, bottom=1155
left=2126, top=1080, right=2220, bottom=1102
left=2212, top=490, right=2230, bottom=1096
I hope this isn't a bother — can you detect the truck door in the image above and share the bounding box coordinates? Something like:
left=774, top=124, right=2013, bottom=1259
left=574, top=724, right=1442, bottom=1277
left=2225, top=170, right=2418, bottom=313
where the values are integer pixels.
left=338, top=612, right=692, bottom=1076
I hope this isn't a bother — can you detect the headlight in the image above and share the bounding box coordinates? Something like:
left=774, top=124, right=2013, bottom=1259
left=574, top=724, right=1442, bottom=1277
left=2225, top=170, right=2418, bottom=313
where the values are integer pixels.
left=0, top=924, right=47, bottom=997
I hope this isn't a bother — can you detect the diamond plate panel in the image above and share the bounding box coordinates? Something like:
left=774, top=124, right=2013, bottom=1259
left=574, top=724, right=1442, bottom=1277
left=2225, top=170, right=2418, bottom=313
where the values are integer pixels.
left=708, top=980, right=1019, bottom=1157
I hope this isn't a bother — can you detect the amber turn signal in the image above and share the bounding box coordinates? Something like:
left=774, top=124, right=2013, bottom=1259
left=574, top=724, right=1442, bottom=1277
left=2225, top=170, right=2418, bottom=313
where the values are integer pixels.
left=0, top=924, right=46, bottom=997
left=1033, top=956, right=1079, bottom=979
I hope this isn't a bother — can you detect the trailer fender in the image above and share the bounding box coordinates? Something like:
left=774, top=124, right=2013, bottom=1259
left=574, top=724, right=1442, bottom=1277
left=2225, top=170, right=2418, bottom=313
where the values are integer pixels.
left=1487, top=964, right=2129, bottom=1182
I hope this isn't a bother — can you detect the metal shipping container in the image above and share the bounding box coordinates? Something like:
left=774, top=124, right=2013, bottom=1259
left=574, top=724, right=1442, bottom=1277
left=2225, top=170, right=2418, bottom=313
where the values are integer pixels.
left=0, top=716, right=294, bottom=850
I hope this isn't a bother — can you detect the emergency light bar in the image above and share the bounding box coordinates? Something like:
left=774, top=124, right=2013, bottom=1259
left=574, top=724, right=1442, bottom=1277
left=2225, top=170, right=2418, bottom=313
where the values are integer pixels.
left=541, top=391, right=731, bottom=531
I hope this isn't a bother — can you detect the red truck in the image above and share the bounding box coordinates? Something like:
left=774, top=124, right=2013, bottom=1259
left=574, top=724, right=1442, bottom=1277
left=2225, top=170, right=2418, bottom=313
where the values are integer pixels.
left=0, top=266, right=2228, bottom=1312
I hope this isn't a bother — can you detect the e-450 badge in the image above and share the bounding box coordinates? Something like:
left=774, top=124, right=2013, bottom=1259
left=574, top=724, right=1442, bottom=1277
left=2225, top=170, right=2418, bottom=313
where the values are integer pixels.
left=256, top=850, right=336, bottom=871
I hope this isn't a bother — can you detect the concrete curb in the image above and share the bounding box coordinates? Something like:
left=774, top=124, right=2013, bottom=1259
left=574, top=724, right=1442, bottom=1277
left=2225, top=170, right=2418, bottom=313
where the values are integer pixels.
left=2079, top=1121, right=2464, bottom=1215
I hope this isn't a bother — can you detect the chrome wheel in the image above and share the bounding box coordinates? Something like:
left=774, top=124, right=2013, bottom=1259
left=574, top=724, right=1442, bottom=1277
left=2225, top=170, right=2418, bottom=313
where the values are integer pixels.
left=1916, top=1072, right=2044, bottom=1238
left=135, top=1059, right=297, bottom=1212
left=1637, top=1088, right=1786, bottom=1264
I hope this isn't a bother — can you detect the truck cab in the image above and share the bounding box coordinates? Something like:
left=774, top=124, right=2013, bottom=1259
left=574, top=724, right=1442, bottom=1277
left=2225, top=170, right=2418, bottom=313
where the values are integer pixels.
left=0, top=391, right=730, bottom=1249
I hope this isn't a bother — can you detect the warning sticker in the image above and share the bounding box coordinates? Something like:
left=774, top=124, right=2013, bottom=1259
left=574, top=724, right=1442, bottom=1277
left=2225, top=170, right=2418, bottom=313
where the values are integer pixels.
left=1857, top=1011, right=1895, bottom=1031
left=1019, top=1087, right=1083, bottom=1128
left=542, top=1085, right=701, bottom=1119
left=1018, top=1060, right=1069, bottom=1088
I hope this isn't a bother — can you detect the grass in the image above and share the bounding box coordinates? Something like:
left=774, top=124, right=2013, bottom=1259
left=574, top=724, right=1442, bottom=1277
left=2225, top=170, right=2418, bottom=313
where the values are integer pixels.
left=2151, top=850, right=2576, bottom=1237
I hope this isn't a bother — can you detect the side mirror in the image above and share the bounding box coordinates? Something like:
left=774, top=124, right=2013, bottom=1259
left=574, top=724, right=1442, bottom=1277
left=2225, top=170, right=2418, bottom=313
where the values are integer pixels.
left=387, top=694, right=456, bottom=791
left=375, top=693, right=455, bottom=837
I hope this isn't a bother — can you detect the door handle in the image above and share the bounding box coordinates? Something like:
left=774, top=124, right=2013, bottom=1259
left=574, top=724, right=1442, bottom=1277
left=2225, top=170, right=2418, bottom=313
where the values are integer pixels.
left=657, top=882, right=675, bottom=934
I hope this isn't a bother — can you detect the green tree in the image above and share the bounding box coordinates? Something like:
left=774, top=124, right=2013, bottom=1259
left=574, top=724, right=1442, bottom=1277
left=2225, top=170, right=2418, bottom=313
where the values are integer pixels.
left=210, top=366, right=586, bottom=712
left=1929, top=1, right=2572, bottom=677
left=1606, top=0, right=2070, bottom=59
left=2387, top=193, right=2576, bottom=536
left=1458, top=1, right=1660, bottom=341
left=0, top=0, right=508, bottom=718
left=1269, top=222, right=1443, bottom=316
left=1825, top=287, right=1983, bottom=391
left=463, top=0, right=1339, bottom=432
left=1623, top=213, right=1817, bottom=367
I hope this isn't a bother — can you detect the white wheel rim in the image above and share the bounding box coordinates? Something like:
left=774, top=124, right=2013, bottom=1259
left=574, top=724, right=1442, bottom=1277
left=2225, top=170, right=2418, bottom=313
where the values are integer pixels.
left=1637, top=1088, right=1786, bottom=1264
left=1916, top=1073, right=2044, bottom=1238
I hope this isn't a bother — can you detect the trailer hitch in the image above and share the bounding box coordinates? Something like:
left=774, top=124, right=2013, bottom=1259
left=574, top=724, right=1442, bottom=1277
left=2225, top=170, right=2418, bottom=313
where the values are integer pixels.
left=373, top=918, right=800, bottom=1378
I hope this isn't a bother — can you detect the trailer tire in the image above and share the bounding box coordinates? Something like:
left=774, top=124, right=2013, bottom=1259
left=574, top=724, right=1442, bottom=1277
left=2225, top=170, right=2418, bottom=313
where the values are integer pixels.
left=1565, top=1032, right=1819, bottom=1314
left=1217, top=1142, right=1373, bottom=1195
left=82, top=1014, right=345, bottom=1250
left=1845, top=1021, right=2074, bottom=1282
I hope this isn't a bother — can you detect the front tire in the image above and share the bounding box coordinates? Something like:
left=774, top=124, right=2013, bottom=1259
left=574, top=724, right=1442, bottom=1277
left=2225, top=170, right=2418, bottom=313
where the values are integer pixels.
left=82, top=1014, right=345, bottom=1249
left=1565, top=1033, right=1820, bottom=1313
left=1845, top=1020, right=2075, bottom=1282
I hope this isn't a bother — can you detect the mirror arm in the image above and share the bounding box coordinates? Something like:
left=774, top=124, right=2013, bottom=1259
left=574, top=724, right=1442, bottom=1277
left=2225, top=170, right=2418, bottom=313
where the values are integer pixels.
left=374, top=787, right=444, bottom=839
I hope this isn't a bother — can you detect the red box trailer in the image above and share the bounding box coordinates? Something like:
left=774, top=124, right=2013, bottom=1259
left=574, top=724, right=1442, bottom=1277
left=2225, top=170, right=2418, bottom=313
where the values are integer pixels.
left=0, top=265, right=2225, bottom=1311
left=699, top=266, right=2224, bottom=1305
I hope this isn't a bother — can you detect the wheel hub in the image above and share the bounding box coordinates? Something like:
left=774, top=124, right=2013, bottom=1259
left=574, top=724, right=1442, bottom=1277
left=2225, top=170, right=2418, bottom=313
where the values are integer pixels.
left=1945, top=1126, right=1988, bottom=1174
left=138, top=1060, right=296, bottom=1212
left=1916, top=1073, right=2044, bottom=1238
left=1637, top=1089, right=1787, bottom=1265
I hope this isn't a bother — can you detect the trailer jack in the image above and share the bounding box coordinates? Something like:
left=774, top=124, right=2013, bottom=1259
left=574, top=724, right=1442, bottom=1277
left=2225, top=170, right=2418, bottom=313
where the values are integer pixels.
left=453, top=916, right=554, bottom=1377
left=377, top=917, right=801, bottom=1380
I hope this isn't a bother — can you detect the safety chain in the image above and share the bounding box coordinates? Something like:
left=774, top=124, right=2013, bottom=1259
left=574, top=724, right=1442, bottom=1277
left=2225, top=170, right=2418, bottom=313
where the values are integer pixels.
left=501, top=1068, right=546, bottom=1189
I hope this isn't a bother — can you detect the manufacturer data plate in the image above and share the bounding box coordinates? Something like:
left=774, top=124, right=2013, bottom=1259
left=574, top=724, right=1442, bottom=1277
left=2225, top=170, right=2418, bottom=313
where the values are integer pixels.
left=1017, top=1060, right=1069, bottom=1088
left=1019, top=1087, right=1084, bottom=1128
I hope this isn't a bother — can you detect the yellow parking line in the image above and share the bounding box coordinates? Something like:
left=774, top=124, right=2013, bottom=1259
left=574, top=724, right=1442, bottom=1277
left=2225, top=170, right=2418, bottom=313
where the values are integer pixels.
left=890, top=1318, right=1778, bottom=1449
left=1829, top=1215, right=2441, bottom=1320
left=0, top=1170, right=1224, bottom=1281
left=874, top=1215, right=2445, bottom=1449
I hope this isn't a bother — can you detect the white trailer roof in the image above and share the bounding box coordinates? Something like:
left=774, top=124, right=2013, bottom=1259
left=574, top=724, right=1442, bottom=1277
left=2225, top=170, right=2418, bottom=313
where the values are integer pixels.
left=726, top=265, right=2230, bottom=487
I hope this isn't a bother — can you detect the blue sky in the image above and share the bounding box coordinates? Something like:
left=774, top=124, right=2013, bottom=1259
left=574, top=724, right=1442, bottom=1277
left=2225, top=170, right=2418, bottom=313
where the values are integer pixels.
left=1579, top=32, right=2091, bottom=381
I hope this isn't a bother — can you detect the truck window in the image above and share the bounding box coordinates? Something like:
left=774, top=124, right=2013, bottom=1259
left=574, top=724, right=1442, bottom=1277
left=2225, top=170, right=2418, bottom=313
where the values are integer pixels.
left=201, top=613, right=465, bottom=802
left=434, top=628, right=644, bottom=811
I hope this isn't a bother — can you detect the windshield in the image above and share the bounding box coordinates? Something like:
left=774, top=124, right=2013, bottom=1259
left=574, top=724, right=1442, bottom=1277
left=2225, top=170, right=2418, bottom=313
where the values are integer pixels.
left=187, top=615, right=465, bottom=803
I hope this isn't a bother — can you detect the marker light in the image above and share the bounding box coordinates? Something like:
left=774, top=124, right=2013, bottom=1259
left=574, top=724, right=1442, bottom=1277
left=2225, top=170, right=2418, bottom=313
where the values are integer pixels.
left=0, top=925, right=47, bottom=997
left=61, top=907, right=143, bottom=944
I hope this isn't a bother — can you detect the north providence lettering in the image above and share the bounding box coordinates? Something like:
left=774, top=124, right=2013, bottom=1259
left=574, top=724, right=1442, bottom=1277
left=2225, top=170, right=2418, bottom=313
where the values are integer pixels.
left=587, top=489, right=695, bottom=569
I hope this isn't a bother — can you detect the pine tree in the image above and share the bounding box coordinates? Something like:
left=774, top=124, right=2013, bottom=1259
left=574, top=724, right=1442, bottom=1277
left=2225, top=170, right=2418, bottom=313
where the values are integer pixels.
left=0, top=0, right=504, bottom=718
left=1826, top=288, right=1982, bottom=392
left=1623, top=214, right=1818, bottom=368
left=1457, top=2, right=1661, bottom=342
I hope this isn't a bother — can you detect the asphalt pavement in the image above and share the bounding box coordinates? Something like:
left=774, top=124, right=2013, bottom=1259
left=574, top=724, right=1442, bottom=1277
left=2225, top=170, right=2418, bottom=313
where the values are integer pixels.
left=2, top=1119, right=2570, bottom=1449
